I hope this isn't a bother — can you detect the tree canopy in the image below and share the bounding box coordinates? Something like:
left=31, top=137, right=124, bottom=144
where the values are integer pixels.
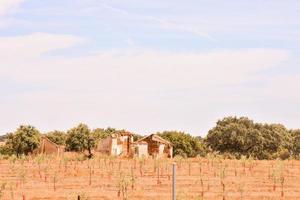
left=205, top=116, right=293, bottom=159
left=46, top=130, right=66, bottom=146
left=5, top=125, right=41, bottom=156
left=291, top=130, right=300, bottom=158
left=65, top=123, right=95, bottom=158
left=91, top=127, right=125, bottom=142
left=1, top=117, right=300, bottom=160
left=158, top=131, right=207, bottom=158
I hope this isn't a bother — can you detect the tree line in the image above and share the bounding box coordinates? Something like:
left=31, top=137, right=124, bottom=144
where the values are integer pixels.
left=0, top=124, right=125, bottom=158
left=0, top=116, right=300, bottom=160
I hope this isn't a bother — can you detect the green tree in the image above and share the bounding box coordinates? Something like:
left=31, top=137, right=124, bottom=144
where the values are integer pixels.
left=260, top=124, right=292, bottom=158
left=206, top=117, right=264, bottom=158
left=91, top=128, right=110, bottom=141
left=158, top=131, right=207, bottom=157
left=46, top=130, right=66, bottom=145
left=205, top=116, right=292, bottom=159
left=65, top=123, right=95, bottom=158
left=291, top=130, right=300, bottom=158
left=133, top=134, right=143, bottom=142
left=0, top=144, right=13, bottom=155
left=92, top=127, right=130, bottom=142
left=5, top=125, right=41, bottom=157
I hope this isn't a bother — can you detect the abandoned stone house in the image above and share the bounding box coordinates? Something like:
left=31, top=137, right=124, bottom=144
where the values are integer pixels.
left=34, top=136, right=65, bottom=155
left=96, top=132, right=133, bottom=157
left=96, top=132, right=173, bottom=158
left=133, top=134, right=173, bottom=158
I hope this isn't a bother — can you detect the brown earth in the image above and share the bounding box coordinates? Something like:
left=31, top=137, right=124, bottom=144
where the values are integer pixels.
left=0, top=155, right=300, bottom=200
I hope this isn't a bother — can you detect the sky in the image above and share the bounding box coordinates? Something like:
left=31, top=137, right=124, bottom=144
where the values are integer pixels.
left=0, top=0, right=300, bottom=136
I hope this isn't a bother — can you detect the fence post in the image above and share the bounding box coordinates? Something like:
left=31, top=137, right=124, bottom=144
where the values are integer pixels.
left=172, top=163, right=176, bottom=200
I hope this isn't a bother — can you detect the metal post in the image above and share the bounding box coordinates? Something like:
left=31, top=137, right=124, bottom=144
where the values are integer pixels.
left=172, top=163, right=176, bottom=200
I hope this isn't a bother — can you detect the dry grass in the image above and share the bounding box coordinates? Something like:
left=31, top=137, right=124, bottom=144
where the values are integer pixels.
left=0, top=154, right=300, bottom=200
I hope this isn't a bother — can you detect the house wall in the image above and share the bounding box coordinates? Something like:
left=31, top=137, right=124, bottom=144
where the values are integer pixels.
left=120, top=136, right=128, bottom=155
left=96, top=135, right=132, bottom=157
left=114, top=135, right=132, bottom=156
left=43, top=139, right=58, bottom=154
left=35, top=138, right=64, bottom=155
left=159, top=144, right=165, bottom=156
left=97, top=137, right=111, bottom=154
left=136, top=144, right=148, bottom=158
left=144, top=138, right=160, bottom=157
left=111, top=138, right=123, bottom=156
left=169, top=146, right=173, bottom=158
left=138, top=136, right=173, bottom=158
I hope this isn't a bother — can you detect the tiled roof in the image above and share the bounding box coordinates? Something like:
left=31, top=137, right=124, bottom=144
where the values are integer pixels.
left=136, top=134, right=172, bottom=146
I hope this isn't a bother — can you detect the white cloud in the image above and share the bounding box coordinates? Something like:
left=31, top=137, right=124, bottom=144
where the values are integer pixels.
left=0, top=0, right=25, bottom=26
left=99, top=2, right=215, bottom=41
left=0, top=0, right=24, bottom=16
left=0, top=33, right=289, bottom=89
left=0, top=32, right=84, bottom=58
left=0, top=32, right=297, bottom=135
left=0, top=32, right=84, bottom=78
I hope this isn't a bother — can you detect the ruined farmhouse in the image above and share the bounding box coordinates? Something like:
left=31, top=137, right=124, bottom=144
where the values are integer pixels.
left=34, top=136, right=65, bottom=155
left=96, top=132, right=173, bottom=158
left=96, top=132, right=133, bottom=157
left=133, top=134, right=173, bottom=158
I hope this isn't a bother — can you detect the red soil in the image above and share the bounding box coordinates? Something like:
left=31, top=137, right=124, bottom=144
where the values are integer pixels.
left=0, top=156, right=300, bottom=200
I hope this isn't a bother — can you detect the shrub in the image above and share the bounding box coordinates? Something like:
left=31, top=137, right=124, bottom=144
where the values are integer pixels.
left=278, top=148, right=290, bottom=160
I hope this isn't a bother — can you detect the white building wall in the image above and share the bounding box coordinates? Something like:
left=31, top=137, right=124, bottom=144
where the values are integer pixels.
left=111, top=138, right=124, bottom=156
left=159, top=144, right=165, bottom=155
left=137, top=144, right=148, bottom=158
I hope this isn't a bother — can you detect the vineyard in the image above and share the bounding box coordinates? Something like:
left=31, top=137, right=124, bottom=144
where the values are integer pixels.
left=0, top=154, right=300, bottom=200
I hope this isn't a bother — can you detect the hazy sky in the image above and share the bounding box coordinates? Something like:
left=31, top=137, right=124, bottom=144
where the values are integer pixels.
left=0, top=0, right=300, bottom=136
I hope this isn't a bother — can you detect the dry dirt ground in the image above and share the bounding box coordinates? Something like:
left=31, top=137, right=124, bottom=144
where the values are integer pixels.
left=0, top=155, right=300, bottom=200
